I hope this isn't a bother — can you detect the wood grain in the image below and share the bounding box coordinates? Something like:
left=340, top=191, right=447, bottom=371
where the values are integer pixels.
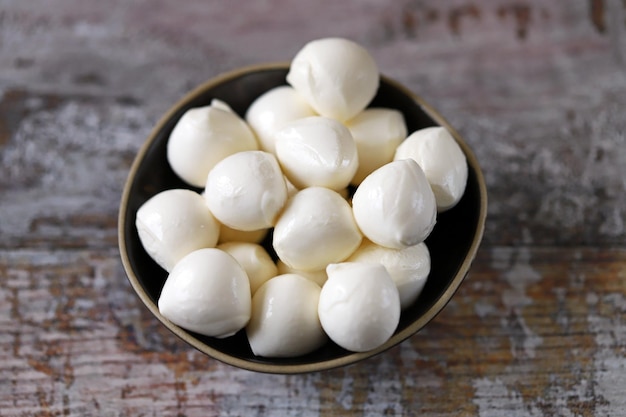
left=1, top=0, right=625, bottom=415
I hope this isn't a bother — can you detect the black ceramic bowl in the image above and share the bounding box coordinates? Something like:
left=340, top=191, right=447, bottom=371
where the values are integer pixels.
left=118, top=63, right=487, bottom=374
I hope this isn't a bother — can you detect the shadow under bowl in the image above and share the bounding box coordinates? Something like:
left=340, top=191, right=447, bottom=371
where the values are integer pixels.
left=118, top=63, right=488, bottom=374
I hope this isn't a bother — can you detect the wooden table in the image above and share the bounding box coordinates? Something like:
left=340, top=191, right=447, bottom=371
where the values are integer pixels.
left=1, top=0, right=625, bottom=415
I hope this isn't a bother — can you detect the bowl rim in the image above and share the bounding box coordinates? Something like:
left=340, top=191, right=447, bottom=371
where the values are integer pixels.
left=118, top=62, right=488, bottom=374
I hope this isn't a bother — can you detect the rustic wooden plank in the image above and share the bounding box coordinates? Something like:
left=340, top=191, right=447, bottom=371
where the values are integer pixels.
left=1, top=0, right=624, bottom=249
left=1, top=248, right=625, bottom=416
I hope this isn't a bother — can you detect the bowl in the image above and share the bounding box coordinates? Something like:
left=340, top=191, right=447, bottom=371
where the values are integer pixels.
left=118, top=63, right=487, bottom=374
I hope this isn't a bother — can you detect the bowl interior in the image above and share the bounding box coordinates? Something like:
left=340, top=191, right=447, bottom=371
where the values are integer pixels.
left=119, top=64, right=487, bottom=373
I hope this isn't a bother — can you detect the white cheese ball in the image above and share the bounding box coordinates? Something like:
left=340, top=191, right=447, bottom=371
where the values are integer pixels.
left=158, top=248, right=251, bottom=338
left=135, top=189, right=219, bottom=272
left=274, top=116, right=358, bottom=191
left=352, top=159, right=437, bottom=249
left=347, top=240, right=430, bottom=310
left=209, top=98, right=233, bottom=112
left=346, top=108, right=407, bottom=186
left=287, top=37, right=379, bottom=122
left=217, top=242, right=277, bottom=295
left=276, top=260, right=328, bottom=287
left=202, top=189, right=270, bottom=244
left=273, top=187, right=362, bottom=271
left=245, top=86, right=316, bottom=154
left=246, top=274, right=327, bottom=358
left=205, top=151, right=287, bottom=231
left=167, top=101, right=258, bottom=187
left=394, top=127, right=468, bottom=211
left=319, top=262, right=400, bottom=352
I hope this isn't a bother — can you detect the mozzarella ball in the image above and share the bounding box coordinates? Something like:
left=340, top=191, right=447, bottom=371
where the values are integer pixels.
left=135, top=189, right=219, bottom=272
left=166, top=101, right=258, bottom=187
left=319, top=262, right=400, bottom=352
left=347, top=240, right=430, bottom=310
left=273, top=187, right=362, bottom=271
left=287, top=37, right=379, bottom=122
left=209, top=98, right=233, bottom=112
left=274, top=116, right=358, bottom=190
left=218, top=224, right=268, bottom=244
left=217, top=242, right=277, bottom=295
left=394, top=126, right=468, bottom=211
left=352, top=159, right=436, bottom=249
left=205, top=151, right=287, bottom=231
left=158, top=248, right=251, bottom=338
left=245, top=86, right=316, bottom=154
left=246, top=274, right=327, bottom=358
left=276, top=260, right=328, bottom=287
left=346, top=108, right=407, bottom=186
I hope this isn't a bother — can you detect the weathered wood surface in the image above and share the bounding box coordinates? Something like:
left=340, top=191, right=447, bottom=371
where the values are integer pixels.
left=0, top=0, right=625, bottom=415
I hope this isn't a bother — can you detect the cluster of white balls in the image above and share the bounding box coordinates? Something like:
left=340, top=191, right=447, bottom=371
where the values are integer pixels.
left=135, top=38, right=468, bottom=357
